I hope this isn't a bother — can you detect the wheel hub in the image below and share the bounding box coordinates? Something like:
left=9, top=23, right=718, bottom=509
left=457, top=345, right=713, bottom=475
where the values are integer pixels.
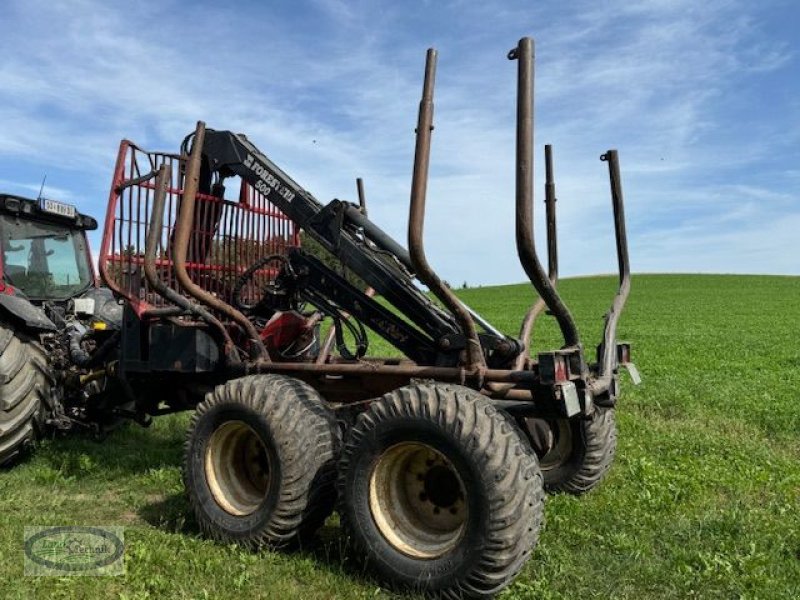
left=369, top=442, right=467, bottom=559
left=423, top=465, right=461, bottom=508
left=204, top=421, right=271, bottom=516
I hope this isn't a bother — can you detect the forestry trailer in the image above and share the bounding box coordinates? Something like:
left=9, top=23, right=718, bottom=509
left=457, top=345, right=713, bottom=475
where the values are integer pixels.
left=0, top=38, right=638, bottom=598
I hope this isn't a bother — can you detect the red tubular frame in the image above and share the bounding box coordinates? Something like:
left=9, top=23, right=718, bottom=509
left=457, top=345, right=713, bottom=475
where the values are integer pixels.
left=98, top=140, right=299, bottom=318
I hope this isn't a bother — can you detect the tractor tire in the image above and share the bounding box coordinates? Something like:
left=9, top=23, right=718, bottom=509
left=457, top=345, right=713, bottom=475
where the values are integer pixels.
left=183, top=374, right=339, bottom=548
left=0, top=325, right=52, bottom=467
left=526, top=406, right=617, bottom=495
left=337, top=383, right=544, bottom=599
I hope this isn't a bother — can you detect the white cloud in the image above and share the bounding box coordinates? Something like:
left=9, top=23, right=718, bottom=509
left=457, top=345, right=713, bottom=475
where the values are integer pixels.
left=0, top=178, right=75, bottom=202
left=0, top=0, right=796, bottom=287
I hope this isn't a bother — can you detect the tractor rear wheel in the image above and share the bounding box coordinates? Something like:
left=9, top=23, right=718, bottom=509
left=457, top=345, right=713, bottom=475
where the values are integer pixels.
left=525, top=406, right=617, bottom=494
left=337, top=383, right=544, bottom=599
left=182, top=374, right=339, bottom=548
left=0, top=325, right=52, bottom=467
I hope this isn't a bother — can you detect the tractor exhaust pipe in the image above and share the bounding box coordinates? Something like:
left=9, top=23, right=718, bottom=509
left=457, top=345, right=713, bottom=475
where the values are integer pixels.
left=509, top=37, right=580, bottom=349
left=408, top=49, right=486, bottom=373
left=589, top=149, right=632, bottom=397
left=517, top=144, right=559, bottom=367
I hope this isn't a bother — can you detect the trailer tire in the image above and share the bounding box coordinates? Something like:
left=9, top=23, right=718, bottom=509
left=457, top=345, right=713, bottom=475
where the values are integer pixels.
left=183, top=374, right=339, bottom=548
left=0, top=325, right=52, bottom=467
left=337, top=383, right=544, bottom=599
left=528, top=406, right=617, bottom=495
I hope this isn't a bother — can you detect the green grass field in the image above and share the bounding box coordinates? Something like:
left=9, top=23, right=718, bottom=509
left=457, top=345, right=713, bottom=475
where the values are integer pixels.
left=1, top=274, right=798, bottom=599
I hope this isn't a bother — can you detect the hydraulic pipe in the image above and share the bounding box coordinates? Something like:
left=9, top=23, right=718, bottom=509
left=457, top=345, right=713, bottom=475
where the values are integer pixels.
left=408, top=49, right=486, bottom=373
left=342, top=203, right=503, bottom=338
left=589, top=149, right=631, bottom=395
left=343, top=204, right=414, bottom=270
left=517, top=143, right=559, bottom=367
left=143, top=163, right=239, bottom=364
left=510, top=37, right=580, bottom=348
left=172, top=121, right=269, bottom=361
left=316, top=177, right=377, bottom=364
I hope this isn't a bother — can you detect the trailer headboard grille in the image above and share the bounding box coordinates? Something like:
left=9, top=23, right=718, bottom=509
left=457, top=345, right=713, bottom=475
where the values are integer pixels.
left=99, top=140, right=299, bottom=316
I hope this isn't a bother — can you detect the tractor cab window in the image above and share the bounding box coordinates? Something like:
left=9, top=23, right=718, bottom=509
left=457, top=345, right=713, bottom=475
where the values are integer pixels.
left=0, top=215, right=93, bottom=300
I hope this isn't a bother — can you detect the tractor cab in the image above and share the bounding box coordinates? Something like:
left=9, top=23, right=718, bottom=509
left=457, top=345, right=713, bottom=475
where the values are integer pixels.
left=0, top=194, right=97, bottom=303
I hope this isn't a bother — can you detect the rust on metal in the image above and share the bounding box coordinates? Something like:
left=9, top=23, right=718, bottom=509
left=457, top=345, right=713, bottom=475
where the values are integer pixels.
left=517, top=143, right=559, bottom=368
left=589, top=149, right=631, bottom=396
left=408, top=49, right=486, bottom=374
left=231, top=358, right=537, bottom=391
left=544, top=144, right=559, bottom=283
left=510, top=37, right=580, bottom=350
left=98, top=139, right=299, bottom=318
left=172, top=121, right=269, bottom=361
left=98, top=36, right=634, bottom=424
left=142, top=163, right=240, bottom=364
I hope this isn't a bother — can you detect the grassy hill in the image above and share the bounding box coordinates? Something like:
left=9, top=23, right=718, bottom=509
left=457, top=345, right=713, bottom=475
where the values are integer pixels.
left=1, top=274, right=798, bottom=598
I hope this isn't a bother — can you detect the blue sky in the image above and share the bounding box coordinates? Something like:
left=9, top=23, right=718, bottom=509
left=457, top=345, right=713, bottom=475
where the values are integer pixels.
left=0, top=0, right=797, bottom=285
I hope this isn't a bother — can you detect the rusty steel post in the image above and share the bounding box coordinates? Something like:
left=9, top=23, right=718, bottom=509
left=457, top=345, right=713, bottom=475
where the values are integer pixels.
left=510, top=37, right=580, bottom=349
left=589, top=149, right=631, bottom=395
left=408, top=49, right=486, bottom=373
left=172, top=121, right=269, bottom=361
left=517, top=144, right=559, bottom=367
left=342, top=180, right=513, bottom=341
left=142, top=163, right=240, bottom=364
left=544, top=144, right=558, bottom=280
left=231, top=360, right=539, bottom=387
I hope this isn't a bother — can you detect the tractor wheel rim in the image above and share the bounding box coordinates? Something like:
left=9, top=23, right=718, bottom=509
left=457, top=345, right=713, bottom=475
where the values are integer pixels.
left=369, top=442, right=467, bottom=559
left=204, top=421, right=271, bottom=516
left=536, top=419, right=573, bottom=472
